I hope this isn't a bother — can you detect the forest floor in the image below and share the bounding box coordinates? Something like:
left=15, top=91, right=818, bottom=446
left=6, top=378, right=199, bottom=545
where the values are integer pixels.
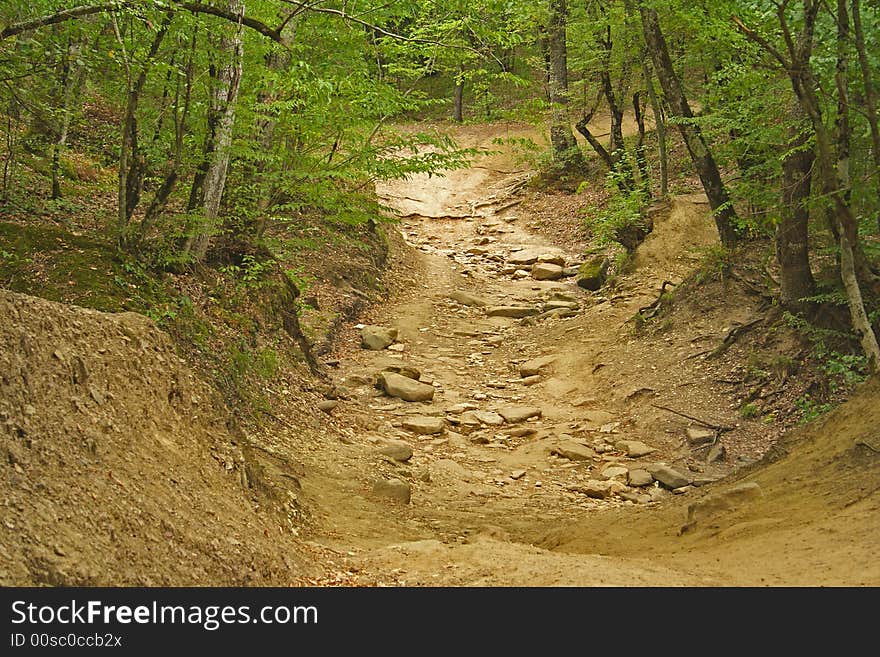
left=1, top=120, right=878, bottom=587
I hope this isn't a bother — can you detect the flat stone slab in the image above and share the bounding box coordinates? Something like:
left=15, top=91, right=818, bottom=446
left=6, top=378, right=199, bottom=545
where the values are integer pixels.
left=551, top=440, right=596, bottom=461
left=378, top=372, right=435, bottom=402
left=616, top=440, right=657, bottom=458
left=486, top=306, right=540, bottom=319
left=497, top=406, right=542, bottom=423
left=519, top=355, right=557, bottom=377
left=648, top=464, right=691, bottom=490
left=401, top=415, right=445, bottom=435
left=531, top=263, right=564, bottom=281
left=462, top=410, right=504, bottom=426
left=450, top=290, right=489, bottom=307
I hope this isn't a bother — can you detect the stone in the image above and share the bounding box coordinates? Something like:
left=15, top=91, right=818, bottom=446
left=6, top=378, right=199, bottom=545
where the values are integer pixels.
left=551, top=440, right=596, bottom=461
left=361, top=325, right=398, bottom=350
left=627, top=469, right=654, bottom=487
left=537, top=253, right=566, bottom=266
left=497, top=406, right=542, bottom=423
left=464, top=410, right=504, bottom=426
left=544, top=300, right=579, bottom=311
left=507, top=248, right=545, bottom=266
left=378, top=372, right=435, bottom=402
left=373, top=478, right=411, bottom=504
left=401, top=415, right=445, bottom=435
left=379, top=441, right=414, bottom=462
left=686, top=427, right=716, bottom=447
left=615, top=440, right=656, bottom=458
left=600, top=465, right=629, bottom=481
left=317, top=400, right=338, bottom=413
left=648, top=464, right=691, bottom=490
left=504, top=427, right=537, bottom=438
left=578, top=480, right=613, bottom=499
left=531, top=263, right=564, bottom=281
left=377, top=363, right=421, bottom=381
left=561, top=266, right=580, bottom=277
left=576, top=255, right=609, bottom=291
left=521, top=375, right=543, bottom=386
left=450, top=290, right=488, bottom=307
left=519, top=355, right=556, bottom=377
left=486, top=306, right=540, bottom=319
left=510, top=470, right=527, bottom=480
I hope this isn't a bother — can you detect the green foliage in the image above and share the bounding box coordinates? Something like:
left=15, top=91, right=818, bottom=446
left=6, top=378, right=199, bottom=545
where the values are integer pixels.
left=692, top=245, right=732, bottom=283
left=581, top=171, right=649, bottom=249
left=795, top=396, right=836, bottom=424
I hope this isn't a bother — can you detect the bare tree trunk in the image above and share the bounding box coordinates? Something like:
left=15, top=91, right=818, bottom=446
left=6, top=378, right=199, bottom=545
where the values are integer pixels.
left=643, top=62, right=667, bottom=196
left=547, top=0, right=583, bottom=170
left=633, top=90, right=650, bottom=197
left=453, top=66, right=464, bottom=123
left=184, top=0, right=244, bottom=263
left=640, top=6, right=739, bottom=246
left=778, top=114, right=816, bottom=312
left=851, top=0, right=880, bottom=232
left=140, top=32, right=197, bottom=242
left=115, top=14, right=171, bottom=242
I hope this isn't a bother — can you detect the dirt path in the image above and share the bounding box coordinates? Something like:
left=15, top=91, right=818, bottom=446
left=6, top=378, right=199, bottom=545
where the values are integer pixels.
left=295, top=122, right=880, bottom=587
left=295, top=124, right=721, bottom=585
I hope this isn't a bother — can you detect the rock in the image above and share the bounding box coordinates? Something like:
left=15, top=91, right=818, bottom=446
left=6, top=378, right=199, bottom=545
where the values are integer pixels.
left=379, top=441, right=414, bottom=462
left=510, top=470, right=527, bottom=480
left=686, top=427, right=716, bottom=447
left=447, top=402, right=479, bottom=414
left=561, top=266, right=580, bottom=277
left=378, top=372, right=435, bottom=402
left=497, top=406, right=542, bottom=423
left=551, top=440, right=596, bottom=461
left=600, top=465, right=629, bottom=480
left=463, top=410, right=504, bottom=426
left=627, top=469, right=654, bottom=487
left=531, top=263, right=564, bottom=281
left=401, top=415, right=445, bottom=435
left=376, top=360, right=421, bottom=381
left=373, top=478, right=411, bottom=504
left=544, top=300, right=579, bottom=311
left=648, top=464, right=691, bottom=490
left=578, top=480, right=613, bottom=499
left=508, top=248, right=545, bottom=266
left=519, top=355, right=556, bottom=377
left=576, top=255, right=609, bottom=291
left=504, top=427, right=537, bottom=438
left=537, top=253, right=566, bottom=266
left=317, top=400, right=338, bottom=413
left=615, top=440, right=656, bottom=458
left=521, top=375, right=543, bottom=386
left=486, top=306, right=540, bottom=318
left=361, top=325, right=398, bottom=350
left=450, top=290, right=488, bottom=307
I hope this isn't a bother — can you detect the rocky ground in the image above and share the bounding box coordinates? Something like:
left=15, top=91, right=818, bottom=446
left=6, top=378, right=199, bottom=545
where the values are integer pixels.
left=2, top=122, right=878, bottom=587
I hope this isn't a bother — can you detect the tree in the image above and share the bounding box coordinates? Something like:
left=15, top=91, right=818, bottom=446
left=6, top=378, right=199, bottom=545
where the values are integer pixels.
left=639, top=4, right=740, bottom=247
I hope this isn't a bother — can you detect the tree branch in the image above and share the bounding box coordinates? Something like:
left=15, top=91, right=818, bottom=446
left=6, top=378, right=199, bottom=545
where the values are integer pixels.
left=1, top=2, right=286, bottom=44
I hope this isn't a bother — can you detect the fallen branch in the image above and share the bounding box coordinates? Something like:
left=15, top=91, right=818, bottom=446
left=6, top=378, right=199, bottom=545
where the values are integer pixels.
left=707, top=317, right=762, bottom=359
left=651, top=403, right=735, bottom=432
